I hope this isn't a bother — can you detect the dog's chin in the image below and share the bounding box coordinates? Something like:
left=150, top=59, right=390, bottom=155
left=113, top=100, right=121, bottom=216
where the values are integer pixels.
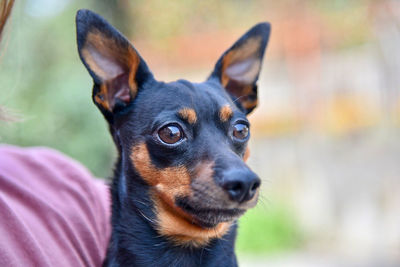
left=176, top=198, right=247, bottom=228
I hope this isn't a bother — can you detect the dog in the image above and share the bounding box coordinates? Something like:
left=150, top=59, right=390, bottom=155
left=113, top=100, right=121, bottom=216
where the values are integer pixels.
left=76, top=9, right=270, bottom=267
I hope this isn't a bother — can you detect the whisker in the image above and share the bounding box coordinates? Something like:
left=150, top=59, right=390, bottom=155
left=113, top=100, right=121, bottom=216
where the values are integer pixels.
left=233, top=95, right=246, bottom=103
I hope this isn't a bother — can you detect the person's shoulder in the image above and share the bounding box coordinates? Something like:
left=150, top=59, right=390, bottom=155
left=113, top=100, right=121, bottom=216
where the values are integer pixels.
left=0, top=144, right=75, bottom=163
left=0, top=144, right=92, bottom=180
left=0, top=144, right=83, bottom=167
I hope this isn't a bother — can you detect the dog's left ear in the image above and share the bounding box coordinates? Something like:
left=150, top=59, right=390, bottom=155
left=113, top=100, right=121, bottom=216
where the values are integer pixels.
left=209, top=23, right=270, bottom=114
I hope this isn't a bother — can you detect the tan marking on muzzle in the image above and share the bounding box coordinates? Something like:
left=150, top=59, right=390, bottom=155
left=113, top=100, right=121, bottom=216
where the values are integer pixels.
left=154, top=194, right=231, bottom=247
left=131, top=146, right=232, bottom=247
left=243, top=147, right=250, bottom=162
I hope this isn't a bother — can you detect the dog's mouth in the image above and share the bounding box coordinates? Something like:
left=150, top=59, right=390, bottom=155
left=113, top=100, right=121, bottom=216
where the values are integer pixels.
left=175, top=198, right=246, bottom=228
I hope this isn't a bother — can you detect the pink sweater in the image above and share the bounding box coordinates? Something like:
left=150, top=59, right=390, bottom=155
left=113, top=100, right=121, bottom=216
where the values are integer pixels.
left=0, top=145, right=111, bottom=267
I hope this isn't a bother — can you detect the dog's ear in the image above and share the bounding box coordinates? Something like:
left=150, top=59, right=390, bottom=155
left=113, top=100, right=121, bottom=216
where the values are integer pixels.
left=209, top=23, right=270, bottom=114
left=76, top=9, right=152, bottom=117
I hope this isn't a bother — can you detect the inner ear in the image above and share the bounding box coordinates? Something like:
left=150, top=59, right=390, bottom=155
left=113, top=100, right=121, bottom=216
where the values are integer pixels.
left=81, top=30, right=139, bottom=112
left=221, top=36, right=262, bottom=87
left=225, top=58, right=261, bottom=84
left=81, top=30, right=139, bottom=84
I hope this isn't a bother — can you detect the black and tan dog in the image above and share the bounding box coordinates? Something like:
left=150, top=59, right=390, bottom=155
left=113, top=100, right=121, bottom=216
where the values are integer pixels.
left=76, top=9, right=270, bottom=267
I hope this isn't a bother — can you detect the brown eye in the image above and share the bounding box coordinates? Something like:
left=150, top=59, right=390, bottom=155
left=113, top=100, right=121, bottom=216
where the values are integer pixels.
left=233, top=123, right=249, bottom=140
left=158, top=124, right=183, bottom=144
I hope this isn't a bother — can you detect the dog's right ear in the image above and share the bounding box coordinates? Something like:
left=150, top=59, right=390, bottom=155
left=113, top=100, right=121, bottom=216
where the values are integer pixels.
left=76, top=9, right=152, bottom=118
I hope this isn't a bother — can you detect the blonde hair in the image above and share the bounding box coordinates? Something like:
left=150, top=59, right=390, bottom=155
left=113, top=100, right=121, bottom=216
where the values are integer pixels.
left=0, top=0, right=15, bottom=121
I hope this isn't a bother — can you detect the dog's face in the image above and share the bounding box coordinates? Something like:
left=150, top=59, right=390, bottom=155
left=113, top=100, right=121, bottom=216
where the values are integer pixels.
left=76, top=10, right=270, bottom=246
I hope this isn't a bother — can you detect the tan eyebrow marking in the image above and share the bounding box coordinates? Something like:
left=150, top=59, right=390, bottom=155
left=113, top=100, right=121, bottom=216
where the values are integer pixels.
left=219, top=105, right=233, bottom=122
left=178, top=108, right=197, bottom=124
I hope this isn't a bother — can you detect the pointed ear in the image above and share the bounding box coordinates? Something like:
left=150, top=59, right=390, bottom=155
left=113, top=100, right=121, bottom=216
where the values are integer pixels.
left=76, top=9, right=151, bottom=117
left=209, top=23, right=270, bottom=114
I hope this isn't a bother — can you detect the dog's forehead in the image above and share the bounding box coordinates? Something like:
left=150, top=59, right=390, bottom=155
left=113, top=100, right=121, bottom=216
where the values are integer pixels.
left=141, top=79, right=232, bottom=112
left=166, top=79, right=231, bottom=109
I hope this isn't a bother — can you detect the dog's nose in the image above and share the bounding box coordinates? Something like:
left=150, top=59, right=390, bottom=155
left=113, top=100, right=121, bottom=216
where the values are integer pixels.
left=221, top=169, right=261, bottom=203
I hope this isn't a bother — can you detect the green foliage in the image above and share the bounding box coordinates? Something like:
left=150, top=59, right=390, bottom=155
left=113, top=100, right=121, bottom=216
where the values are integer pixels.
left=236, top=201, right=302, bottom=254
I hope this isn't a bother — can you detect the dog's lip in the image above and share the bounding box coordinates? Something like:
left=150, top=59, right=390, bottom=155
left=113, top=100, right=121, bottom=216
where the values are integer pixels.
left=183, top=205, right=244, bottom=216
left=176, top=201, right=246, bottom=228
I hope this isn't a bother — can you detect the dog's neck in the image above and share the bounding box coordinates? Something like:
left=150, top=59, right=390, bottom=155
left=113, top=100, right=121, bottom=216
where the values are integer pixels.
left=103, top=156, right=239, bottom=267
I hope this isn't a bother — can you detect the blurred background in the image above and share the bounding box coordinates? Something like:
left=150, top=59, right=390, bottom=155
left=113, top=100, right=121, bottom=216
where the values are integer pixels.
left=1, top=0, right=399, bottom=266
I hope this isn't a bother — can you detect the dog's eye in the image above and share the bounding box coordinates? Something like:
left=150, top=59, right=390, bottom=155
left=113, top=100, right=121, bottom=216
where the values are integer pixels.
left=158, top=124, right=183, bottom=144
left=232, top=123, right=249, bottom=140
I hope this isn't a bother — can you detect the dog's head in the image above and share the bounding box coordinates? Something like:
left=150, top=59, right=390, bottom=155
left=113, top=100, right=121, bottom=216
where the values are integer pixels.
left=76, top=9, right=270, bottom=247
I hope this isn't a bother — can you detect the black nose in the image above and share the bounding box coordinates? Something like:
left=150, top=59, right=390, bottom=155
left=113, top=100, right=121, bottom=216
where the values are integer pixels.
left=221, top=169, right=261, bottom=203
